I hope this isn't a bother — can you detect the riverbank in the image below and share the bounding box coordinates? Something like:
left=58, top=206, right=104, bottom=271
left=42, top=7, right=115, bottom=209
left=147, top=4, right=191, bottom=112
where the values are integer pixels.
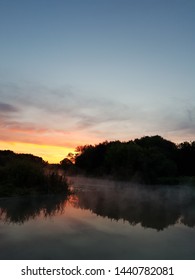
left=0, top=150, right=69, bottom=197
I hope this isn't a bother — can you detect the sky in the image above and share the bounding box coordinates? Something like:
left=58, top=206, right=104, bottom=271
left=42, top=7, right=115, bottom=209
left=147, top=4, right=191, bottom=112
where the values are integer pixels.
left=0, top=0, right=194, bottom=163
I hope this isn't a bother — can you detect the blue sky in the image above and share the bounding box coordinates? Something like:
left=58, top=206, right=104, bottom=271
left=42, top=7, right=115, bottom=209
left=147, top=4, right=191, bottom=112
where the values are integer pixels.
left=0, top=0, right=194, bottom=162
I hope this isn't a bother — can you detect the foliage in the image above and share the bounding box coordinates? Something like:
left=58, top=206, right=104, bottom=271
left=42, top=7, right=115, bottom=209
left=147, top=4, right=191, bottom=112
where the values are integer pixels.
left=0, top=150, right=69, bottom=196
left=60, top=135, right=195, bottom=184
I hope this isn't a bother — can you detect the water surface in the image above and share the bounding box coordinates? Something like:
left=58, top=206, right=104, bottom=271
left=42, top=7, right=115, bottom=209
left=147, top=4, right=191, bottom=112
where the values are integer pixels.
left=0, top=176, right=195, bottom=259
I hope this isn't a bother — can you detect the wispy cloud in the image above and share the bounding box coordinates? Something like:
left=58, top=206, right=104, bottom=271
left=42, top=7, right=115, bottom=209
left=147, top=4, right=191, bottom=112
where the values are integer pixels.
left=0, top=82, right=139, bottom=129
left=0, top=81, right=195, bottom=147
left=0, top=102, right=18, bottom=113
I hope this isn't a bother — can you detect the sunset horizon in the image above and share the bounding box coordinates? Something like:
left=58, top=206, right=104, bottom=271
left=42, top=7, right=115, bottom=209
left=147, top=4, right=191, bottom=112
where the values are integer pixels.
left=1, top=131, right=194, bottom=164
left=0, top=0, right=195, bottom=263
left=0, top=0, right=194, bottom=163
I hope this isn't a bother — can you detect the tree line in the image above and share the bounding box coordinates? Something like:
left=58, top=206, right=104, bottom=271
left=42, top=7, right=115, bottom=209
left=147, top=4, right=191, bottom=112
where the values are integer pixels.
left=0, top=150, right=69, bottom=196
left=61, top=135, right=195, bottom=184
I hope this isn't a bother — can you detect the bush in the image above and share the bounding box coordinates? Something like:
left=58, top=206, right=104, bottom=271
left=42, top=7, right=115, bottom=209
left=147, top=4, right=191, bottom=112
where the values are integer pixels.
left=0, top=151, right=69, bottom=196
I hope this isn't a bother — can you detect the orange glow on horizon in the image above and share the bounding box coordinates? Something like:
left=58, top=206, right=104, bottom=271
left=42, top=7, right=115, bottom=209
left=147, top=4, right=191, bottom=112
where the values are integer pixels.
left=0, top=141, right=75, bottom=163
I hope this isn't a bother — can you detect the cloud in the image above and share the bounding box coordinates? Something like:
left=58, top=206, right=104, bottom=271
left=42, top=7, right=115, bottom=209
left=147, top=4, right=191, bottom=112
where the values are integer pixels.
left=0, top=81, right=195, bottom=147
left=0, top=82, right=143, bottom=147
left=0, top=102, right=18, bottom=113
left=0, top=82, right=139, bottom=130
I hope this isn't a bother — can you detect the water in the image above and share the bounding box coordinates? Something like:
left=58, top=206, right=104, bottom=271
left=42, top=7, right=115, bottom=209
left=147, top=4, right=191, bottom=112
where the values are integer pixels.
left=0, top=176, right=195, bottom=260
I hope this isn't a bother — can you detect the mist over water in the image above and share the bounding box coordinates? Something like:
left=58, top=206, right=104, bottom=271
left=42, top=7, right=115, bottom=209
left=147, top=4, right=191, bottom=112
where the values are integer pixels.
left=68, top=176, right=195, bottom=229
left=0, top=176, right=195, bottom=259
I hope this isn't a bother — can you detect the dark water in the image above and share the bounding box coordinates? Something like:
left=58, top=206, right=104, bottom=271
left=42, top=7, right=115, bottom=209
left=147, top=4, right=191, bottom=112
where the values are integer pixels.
left=0, top=176, right=195, bottom=260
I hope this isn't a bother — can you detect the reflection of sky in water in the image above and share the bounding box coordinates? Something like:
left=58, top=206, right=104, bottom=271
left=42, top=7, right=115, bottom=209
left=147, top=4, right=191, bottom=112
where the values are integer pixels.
left=0, top=177, right=195, bottom=259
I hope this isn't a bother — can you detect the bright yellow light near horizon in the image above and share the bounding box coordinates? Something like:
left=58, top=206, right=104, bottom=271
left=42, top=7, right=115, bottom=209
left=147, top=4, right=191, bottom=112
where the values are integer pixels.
left=0, top=141, right=75, bottom=163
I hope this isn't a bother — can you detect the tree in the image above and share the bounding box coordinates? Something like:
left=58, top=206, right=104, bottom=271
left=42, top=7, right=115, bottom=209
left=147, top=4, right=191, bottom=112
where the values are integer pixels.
left=60, top=158, right=74, bottom=170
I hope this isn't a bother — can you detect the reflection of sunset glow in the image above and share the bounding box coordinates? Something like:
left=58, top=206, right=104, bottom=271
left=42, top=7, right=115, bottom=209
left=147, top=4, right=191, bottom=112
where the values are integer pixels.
left=67, top=194, right=79, bottom=207
left=0, top=141, right=75, bottom=163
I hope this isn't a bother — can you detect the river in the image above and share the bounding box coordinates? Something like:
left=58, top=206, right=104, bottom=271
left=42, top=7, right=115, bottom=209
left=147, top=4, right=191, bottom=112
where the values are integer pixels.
left=0, top=176, right=195, bottom=259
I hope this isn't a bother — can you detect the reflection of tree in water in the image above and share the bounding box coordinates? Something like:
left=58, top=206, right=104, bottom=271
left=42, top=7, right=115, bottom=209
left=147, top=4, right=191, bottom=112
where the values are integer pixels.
left=70, top=181, right=195, bottom=231
left=0, top=195, right=68, bottom=224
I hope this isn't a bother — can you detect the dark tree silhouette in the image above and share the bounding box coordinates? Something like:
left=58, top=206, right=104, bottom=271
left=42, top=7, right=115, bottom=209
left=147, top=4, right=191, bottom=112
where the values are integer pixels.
left=63, top=135, right=195, bottom=184
left=0, top=150, right=69, bottom=196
